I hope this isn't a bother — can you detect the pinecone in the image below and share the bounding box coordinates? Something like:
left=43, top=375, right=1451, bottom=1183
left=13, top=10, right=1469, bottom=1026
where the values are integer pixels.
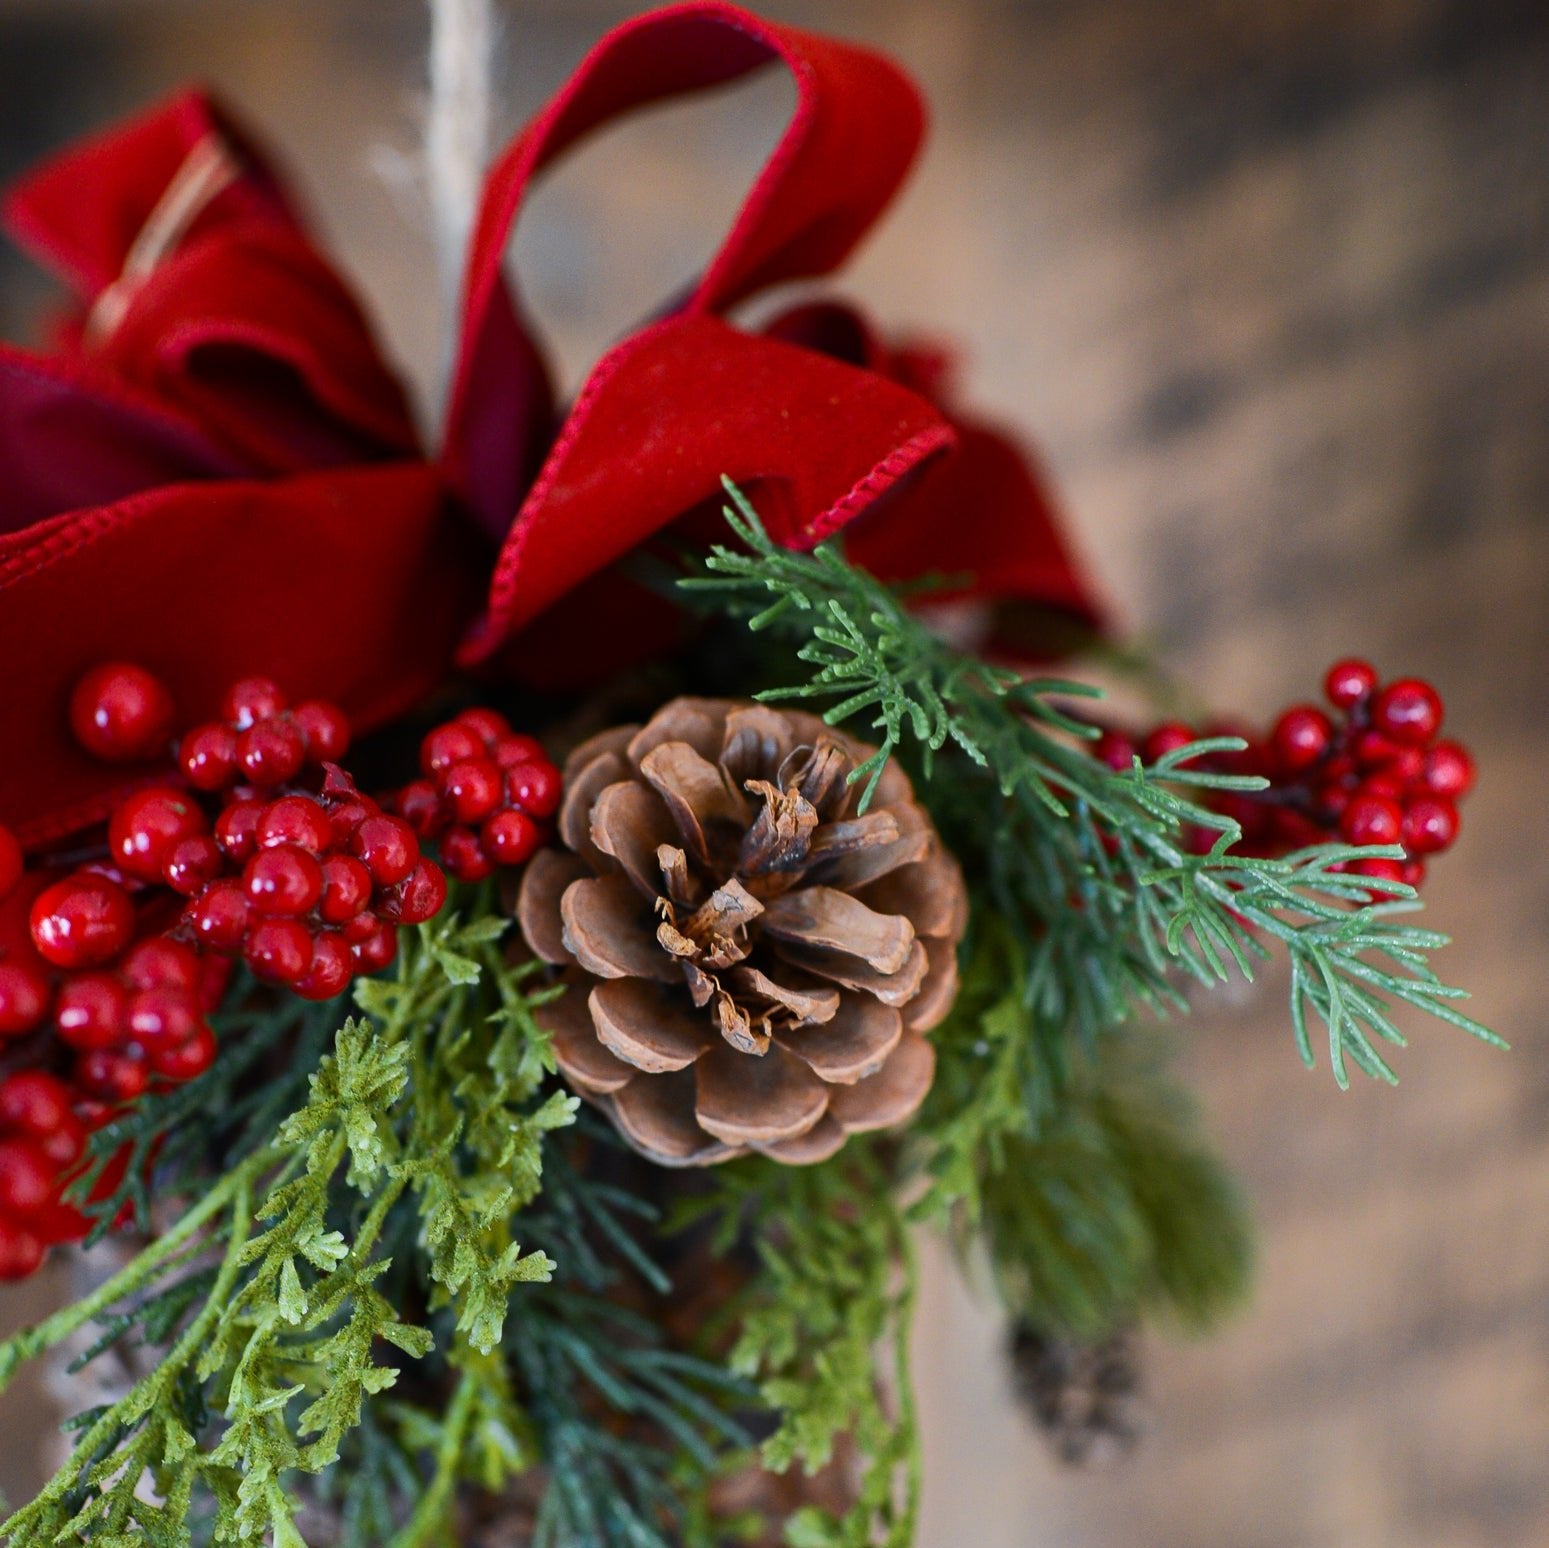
left=516, top=698, right=967, bottom=1166
left=1009, top=1323, right=1146, bottom=1467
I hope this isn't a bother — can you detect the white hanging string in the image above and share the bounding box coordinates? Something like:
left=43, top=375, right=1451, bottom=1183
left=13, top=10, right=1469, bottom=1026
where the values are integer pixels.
left=426, top=0, right=496, bottom=339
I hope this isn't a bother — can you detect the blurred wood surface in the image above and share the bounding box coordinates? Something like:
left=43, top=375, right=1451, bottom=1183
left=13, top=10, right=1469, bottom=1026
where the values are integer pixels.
left=1, top=1, right=1546, bottom=1544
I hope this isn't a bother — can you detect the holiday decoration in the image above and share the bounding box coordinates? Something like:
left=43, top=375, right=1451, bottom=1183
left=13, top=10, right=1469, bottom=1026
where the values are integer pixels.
left=0, top=4, right=1503, bottom=1547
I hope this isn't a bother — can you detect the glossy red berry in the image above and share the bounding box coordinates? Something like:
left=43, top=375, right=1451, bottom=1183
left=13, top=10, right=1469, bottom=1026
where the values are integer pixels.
left=69, top=662, right=175, bottom=763
left=397, top=779, right=445, bottom=839
left=0, top=1137, right=55, bottom=1216
left=148, top=1024, right=217, bottom=1081
left=109, top=788, right=207, bottom=882
left=1270, top=706, right=1333, bottom=774
left=482, top=809, right=541, bottom=867
left=163, top=835, right=224, bottom=896
left=186, top=880, right=250, bottom=953
left=237, top=719, right=306, bottom=786
left=1371, top=678, right=1443, bottom=747
left=297, top=934, right=353, bottom=1001
left=341, top=909, right=383, bottom=945
left=456, top=707, right=510, bottom=747
left=1351, top=856, right=1407, bottom=892
left=30, top=876, right=135, bottom=969
left=0, top=825, right=22, bottom=902
left=388, top=860, right=447, bottom=926
left=318, top=854, right=373, bottom=924
left=244, top=918, right=313, bottom=986
left=127, top=987, right=200, bottom=1048
left=1340, top=794, right=1402, bottom=847
left=257, top=795, right=334, bottom=854
left=1093, top=731, right=1136, bottom=773
left=244, top=846, right=325, bottom=918
left=440, top=758, right=503, bottom=824
left=440, top=825, right=494, bottom=883
left=1422, top=741, right=1475, bottom=799
left=504, top=761, right=562, bottom=819
left=76, top=1049, right=148, bottom=1103
left=421, top=723, right=485, bottom=777
left=0, top=961, right=50, bottom=1038
left=120, top=938, right=200, bottom=992
left=1141, top=723, right=1195, bottom=765
left=214, top=799, right=263, bottom=862
left=351, top=921, right=398, bottom=973
left=54, top=973, right=127, bottom=1051
left=37, top=1113, right=86, bottom=1171
left=0, top=1219, right=45, bottom=1281
left=221, top=677, right=286, bottom=730
left=1323, top=658, right=1377, bottom=711
left=0, top=1072, right=73, bottom=1137
left=292, top=700, right=350, bottom=761
left=1401, top=796, right=1459, bottom=856
left=1401, top=859, right=1428, bottom=890
left=179, top=723, right=238, bottom=790
left=351, top=816, right=418, bottom=887
left=494, top=733, right=546, bottom=769
left=326, top=796, right=379, bottom=847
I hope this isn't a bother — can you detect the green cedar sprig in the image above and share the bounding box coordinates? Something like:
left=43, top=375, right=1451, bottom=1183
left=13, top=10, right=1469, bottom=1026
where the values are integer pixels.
left=0, top=910, right=567, bottom=1548
left=681, top=480, right=1504, bottom=1088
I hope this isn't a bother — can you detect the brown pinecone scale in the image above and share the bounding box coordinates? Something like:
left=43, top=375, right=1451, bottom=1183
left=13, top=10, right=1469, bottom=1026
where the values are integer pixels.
left=517, top=698, right=967, bottom=1166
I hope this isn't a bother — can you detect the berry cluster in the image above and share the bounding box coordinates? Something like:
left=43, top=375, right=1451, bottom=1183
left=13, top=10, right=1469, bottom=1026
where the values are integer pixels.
left=0, top=1070, right=94, bottom=1281
left=1098, top=661, right=1474, bottom=891
left=393, top=709, right=562, bottom=881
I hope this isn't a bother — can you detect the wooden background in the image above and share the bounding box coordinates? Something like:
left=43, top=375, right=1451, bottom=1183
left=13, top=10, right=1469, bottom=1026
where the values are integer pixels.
left=1, top=2, right=1546, bottom=1544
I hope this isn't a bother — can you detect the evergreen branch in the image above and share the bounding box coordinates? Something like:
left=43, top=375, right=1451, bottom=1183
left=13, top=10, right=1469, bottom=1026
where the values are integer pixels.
left=684, top=481, right=1503, bottom=1086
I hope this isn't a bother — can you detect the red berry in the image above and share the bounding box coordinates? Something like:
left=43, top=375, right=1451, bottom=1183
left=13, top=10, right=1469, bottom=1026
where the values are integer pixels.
left=504, top=761, right=562, bottom=819
left=457, top=708, right=510, bottom=748
left=163, top=835, right=224, bottom=896
left=1401, top=859, right=1428, bottom=889
left=1141, top=722, right=1195, bottom=765
left=37, top=1113, right=86, bottom=1170
left=237, top=719, right=306, bottom=786
left=440, top=825, right=494, bottom=883
left=30, top=876, right=135, bottom=969
left=397, top=779, right=445, bottom=839
left=326, top=796, right=379, bottom=847
left=179, top=723, right=239, bottom=791
left=341, top=910, right=382, bottom=945
left=319, top=855, right=373, bottom=924
left=186, top=880, right=250, bottom=953
left=0, top=1219, right=45, bottom=1281
left=69, top=662, right=175, bottom=763
left=1357, top=771, right=1407, bottom=802
left=109, top=787, right=207, bottom=882
left=1323, top=658, right=1377, bottom=711
left=421, top=723, right=485, bottom=778
left=0, top=961, right=50, bottom=1038
left=494, top=733, right=546, bottom=769
left=351, top=816, right=418, bottom=887
left=221, top=677, right=286, bottom=730
left=120, top=938, right=200, bottom=993
left=1340, top=794, right=1402, bottom=847
left=257, top=795, right=333, bottom=854
left=1371, top=678, right=1443, bottom=747
left=1093, top=731, right=1136, bottom=773
left=148, top=1024, right=216, bottom=1081
left=76, top=1049, right=148, bottom=1103
left=1422, top=741, right=1475, bottom=799
left=0, top=1138, right=56, bottom=1216
left=0, top=824, right=22, bottom=902
left=127, top=987, right=199, bottom=1048
left=482, top=809, right=541, bottom=867
left=215, top=799, right=263, bottom=862
left=1351, top=856, right=1407, bottom=892
left=1270, top=706, right=1333, bottom=775
left=1401, top=796, right=1459, bottom=856
left=440, top=758, right=503, bottom=824
left=54, top=973, right=126, bottom=1051
left=296, top=933, right=353, bottom=1001
left=388, top=860, right=448, bottom=926
left=292, top=700, right=350, bottom=762
left=244, top=918, right=313, bottom=986
left=351, top=921, right=398, bottom=973
left=0, top=1072, right=73, bottom=1136
left=244, top=846, right=324, bottom=918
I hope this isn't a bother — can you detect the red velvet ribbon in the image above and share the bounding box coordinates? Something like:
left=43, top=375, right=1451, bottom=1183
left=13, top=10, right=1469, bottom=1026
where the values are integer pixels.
left=0, top=1, right=1102, bottom=850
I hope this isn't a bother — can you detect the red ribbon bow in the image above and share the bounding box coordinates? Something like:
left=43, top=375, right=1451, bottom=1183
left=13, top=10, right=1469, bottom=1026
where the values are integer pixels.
left=0, top=1, right=1101, bottom=849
